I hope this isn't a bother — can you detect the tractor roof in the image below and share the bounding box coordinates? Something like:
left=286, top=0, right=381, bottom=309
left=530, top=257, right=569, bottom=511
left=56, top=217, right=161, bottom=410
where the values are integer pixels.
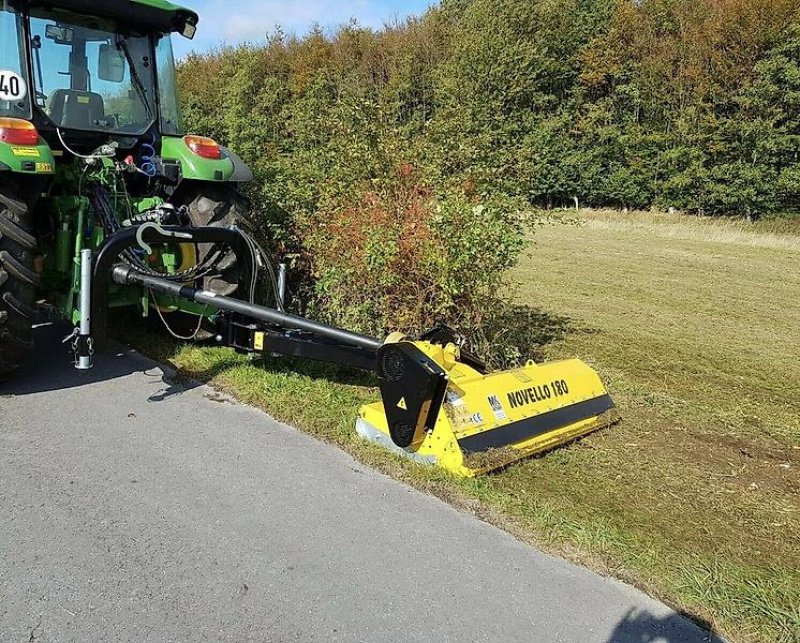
left=11, top=0, right=200, bottom=37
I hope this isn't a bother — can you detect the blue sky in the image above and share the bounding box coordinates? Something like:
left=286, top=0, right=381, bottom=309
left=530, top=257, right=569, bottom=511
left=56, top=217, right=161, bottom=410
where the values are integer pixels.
left=173, top=0, right=437, bottom=58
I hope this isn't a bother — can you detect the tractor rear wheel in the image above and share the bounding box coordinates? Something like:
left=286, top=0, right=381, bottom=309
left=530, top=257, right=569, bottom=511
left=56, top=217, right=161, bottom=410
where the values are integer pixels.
left=181, top=184, right=252, bottom=297
left=156, top=184, right=252, bottom=341
left=0, top=189, right=38, bottom=381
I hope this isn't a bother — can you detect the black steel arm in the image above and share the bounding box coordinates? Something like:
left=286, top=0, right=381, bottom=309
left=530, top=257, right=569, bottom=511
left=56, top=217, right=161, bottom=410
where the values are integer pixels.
left=111, top=264, right=382, bottom=353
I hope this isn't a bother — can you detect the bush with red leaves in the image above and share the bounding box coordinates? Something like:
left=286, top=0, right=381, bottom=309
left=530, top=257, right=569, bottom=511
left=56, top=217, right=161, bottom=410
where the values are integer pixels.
left=303, top=166, right=527, bottom=351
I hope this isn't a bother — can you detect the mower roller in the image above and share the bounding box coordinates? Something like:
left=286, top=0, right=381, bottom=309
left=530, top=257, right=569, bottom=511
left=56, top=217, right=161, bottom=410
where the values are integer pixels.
left=0, top=0, right=618, bottom=477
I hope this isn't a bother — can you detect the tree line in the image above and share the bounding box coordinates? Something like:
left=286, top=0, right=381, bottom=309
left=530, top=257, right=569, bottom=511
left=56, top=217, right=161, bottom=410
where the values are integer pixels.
left=177, top=0, right=800, bottom=343
left=179, top=0, right=800, bottom=219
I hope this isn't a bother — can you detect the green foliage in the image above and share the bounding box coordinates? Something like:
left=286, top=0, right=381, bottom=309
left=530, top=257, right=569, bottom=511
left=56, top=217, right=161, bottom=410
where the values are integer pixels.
left=577, top=0, right=800, bottom=215
left=303, top=170, right=526, bottom=342
left=177, top=0, right=800, bottom=341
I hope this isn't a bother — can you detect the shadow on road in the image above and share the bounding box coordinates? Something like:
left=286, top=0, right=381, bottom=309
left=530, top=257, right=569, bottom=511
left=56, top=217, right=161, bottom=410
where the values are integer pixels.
left=606, top=608, right=724, bottom=643
left=1, top=323, right=200, bottom=399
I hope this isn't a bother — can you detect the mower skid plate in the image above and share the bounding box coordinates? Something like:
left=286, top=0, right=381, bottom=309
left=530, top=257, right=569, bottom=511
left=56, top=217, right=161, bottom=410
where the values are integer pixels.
left=358, top=346, right=619, bottom=477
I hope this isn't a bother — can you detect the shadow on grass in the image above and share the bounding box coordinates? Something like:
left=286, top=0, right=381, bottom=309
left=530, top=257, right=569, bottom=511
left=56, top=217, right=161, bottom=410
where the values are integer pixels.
left=255, top=354, right=378, bottom=388
left=474, top=303, right=578, bottom=368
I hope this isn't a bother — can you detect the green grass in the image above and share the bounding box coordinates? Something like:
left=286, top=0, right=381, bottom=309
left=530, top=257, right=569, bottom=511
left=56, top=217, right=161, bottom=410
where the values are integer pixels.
left=121, top=210, right=800, bottom=643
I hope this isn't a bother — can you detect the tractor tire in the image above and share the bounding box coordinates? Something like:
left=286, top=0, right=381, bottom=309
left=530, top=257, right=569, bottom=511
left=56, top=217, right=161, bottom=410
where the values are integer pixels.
left=181, top=185, right=252, bottom=297
left=157, top=184, right=252, bottom=341
left=0, top=190, right=38, bottom=381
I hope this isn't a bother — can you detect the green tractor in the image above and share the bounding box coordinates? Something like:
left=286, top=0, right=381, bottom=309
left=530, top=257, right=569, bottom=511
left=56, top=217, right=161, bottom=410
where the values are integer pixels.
left=0, top=0, right=619, bottom=477
left=0, top=0, right=253, bottom=377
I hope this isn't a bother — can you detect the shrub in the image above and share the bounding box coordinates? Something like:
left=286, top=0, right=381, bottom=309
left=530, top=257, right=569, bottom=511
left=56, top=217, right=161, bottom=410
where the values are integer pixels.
left=302, top=166, right=528, bottom=347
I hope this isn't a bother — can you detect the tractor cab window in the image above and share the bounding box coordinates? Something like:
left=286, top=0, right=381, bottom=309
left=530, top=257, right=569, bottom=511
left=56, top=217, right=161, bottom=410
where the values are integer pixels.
left=28, top=11, right=157, bottom=135
left=0, top=6, right=31, bottom=119
left=155, top=35, right=183, bottom=136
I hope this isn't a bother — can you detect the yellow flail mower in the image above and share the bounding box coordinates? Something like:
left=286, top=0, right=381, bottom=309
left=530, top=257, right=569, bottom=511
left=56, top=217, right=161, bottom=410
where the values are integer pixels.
left=92, top=229, right=616, bottom=479
left=358, top=333, right=617, bottom=477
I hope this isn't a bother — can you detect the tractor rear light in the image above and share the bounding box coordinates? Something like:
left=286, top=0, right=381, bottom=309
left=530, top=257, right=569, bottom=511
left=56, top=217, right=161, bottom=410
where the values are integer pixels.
left=0, top=118, right=39, bottom=146
left=184, top=135, right=221, bottom=160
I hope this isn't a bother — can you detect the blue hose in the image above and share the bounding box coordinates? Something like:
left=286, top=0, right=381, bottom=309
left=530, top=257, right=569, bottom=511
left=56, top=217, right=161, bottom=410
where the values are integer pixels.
left=140, top=134, right=157, bottom=178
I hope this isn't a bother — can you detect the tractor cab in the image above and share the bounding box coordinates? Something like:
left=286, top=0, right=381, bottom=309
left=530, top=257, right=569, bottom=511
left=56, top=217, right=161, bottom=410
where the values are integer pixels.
left=0, top=0, right=197, bottom=148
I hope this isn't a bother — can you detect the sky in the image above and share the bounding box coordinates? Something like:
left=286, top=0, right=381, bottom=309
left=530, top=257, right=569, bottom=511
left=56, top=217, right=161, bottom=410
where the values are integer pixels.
left=173, top=0, right=438, bottom=58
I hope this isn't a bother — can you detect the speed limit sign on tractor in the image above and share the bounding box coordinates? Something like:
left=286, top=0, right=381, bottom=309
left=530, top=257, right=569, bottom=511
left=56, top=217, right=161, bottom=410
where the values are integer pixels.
left=0, top=70, right=28, bottom=102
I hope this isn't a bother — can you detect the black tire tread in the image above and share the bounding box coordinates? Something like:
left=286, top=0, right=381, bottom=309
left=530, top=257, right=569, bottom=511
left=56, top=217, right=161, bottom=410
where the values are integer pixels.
left=183, top=185, right=251, bottom=297
left=0, top=250, right=40, bottom=287
left=2, top=291, right=36, bottom=319
left=0, top=190, right=37, bottom=381
left=160, top=185, right=251, bottom=341
left=0, top=217, right=37, bottom=249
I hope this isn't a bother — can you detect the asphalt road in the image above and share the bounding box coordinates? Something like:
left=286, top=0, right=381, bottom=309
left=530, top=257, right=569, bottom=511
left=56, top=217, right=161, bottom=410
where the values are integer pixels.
left=0, top=324, right=721, bottom=643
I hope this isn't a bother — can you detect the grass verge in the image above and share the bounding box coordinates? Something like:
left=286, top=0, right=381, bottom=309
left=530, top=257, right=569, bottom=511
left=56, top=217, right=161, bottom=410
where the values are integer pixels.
left=119, top=209, right=799, bottom=643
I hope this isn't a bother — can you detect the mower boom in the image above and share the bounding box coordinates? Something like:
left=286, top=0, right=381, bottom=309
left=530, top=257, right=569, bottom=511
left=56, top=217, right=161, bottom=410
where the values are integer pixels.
left=87, top=224, right=618, bottom=478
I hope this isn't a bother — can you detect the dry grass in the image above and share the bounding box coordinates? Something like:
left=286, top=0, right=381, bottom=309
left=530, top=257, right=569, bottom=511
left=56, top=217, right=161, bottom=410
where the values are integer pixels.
left=569, top=208, right=800, bottom=250
left=120, top=209, right=800, bottom=643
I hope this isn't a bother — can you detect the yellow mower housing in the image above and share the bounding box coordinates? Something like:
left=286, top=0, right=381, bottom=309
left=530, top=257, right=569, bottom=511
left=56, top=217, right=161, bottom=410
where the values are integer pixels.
left=357, top=338, right=618, bottom=477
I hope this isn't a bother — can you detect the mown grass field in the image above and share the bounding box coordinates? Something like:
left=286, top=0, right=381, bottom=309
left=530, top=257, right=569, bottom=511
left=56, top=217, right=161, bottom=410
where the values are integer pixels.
left=125, top=210, right=800, bottom=643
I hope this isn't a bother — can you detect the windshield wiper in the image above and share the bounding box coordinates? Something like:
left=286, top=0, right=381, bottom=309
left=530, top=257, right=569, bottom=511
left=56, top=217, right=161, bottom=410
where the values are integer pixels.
left=115, top=37, right=153, bottom=119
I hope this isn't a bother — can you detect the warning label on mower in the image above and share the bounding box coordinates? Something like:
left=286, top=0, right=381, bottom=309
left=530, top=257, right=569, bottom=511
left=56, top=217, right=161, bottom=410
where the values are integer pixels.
left=446, top=390, right=465, bottom=406
left=507, top=380, right=570, bottom=409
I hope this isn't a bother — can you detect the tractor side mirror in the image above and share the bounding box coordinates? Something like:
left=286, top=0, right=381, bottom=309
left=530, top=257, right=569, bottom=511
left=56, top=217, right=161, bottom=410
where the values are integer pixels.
left=45, top=24, right=73, bottom=44
left=177, top=12, right=198, bottom=40
left=98, top=44, right=125, bottom=83
left=180, top=20, right=197, bottom=40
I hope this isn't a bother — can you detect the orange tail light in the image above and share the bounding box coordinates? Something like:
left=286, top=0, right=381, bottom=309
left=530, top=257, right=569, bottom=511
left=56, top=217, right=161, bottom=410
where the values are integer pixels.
left=0, top=117, right=39, bottom=146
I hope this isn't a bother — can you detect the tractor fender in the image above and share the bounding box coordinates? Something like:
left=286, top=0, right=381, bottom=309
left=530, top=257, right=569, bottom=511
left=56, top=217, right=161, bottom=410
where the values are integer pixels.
left=220, top=147, right=254, bottom=183
left=160, top=136, right=252, bottom=183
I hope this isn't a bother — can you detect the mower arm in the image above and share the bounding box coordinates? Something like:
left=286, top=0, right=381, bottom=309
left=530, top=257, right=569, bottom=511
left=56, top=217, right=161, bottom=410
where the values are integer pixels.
left=86, top=224, right=615, bottom=478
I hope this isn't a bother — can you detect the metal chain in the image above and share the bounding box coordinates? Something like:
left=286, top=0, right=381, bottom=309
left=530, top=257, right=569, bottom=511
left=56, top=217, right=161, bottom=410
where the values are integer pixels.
left=61, top=327, right=94, bottom=365
left=150, top=289, right=209, bottom=341
left=62, top=327, right=80, bottom=365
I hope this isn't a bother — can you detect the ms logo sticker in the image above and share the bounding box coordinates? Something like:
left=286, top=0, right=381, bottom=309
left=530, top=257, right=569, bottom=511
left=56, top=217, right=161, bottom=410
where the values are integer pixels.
left=487, top=394, right=507, bottom=421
